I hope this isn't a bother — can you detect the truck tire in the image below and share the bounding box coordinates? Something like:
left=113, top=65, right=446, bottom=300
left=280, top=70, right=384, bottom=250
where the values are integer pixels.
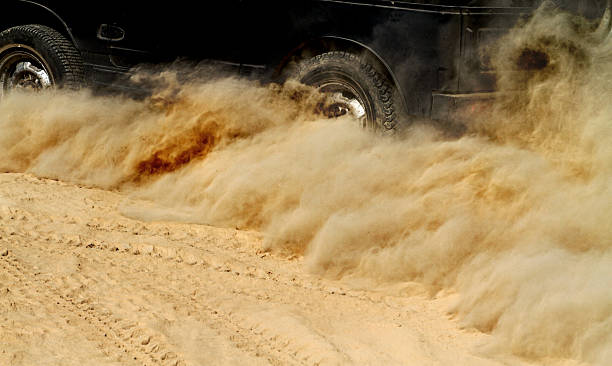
left=295, top=51, right=400, bottom=133
left=0, top=24, right=84, bottom=97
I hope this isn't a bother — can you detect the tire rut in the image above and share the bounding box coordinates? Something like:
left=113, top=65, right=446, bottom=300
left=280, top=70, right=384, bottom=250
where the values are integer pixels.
left=65, top=243, right=301, bottom=366
left=0, top=254, right=186, bottom=366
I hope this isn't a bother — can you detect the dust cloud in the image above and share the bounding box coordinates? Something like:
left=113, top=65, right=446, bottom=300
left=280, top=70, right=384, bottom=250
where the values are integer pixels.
left=1, top=7, right=611, bottom=366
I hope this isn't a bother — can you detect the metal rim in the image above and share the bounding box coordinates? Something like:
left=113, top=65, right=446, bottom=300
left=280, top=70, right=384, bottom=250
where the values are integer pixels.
left=306, top=72, right=375, bottom=130
left=318, top=81, right=368, bottom=127
left=0, top=44, right=54, bottom=97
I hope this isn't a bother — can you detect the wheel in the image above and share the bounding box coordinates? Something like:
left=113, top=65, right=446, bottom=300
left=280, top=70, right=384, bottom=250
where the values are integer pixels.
left=294, top=51, right=400, bottom=132
left=0, top=24, right=84, bottom=97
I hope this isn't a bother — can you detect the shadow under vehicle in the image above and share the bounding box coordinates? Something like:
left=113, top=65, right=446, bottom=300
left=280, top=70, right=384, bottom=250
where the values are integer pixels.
left=1, top=0, right=610, bottom=131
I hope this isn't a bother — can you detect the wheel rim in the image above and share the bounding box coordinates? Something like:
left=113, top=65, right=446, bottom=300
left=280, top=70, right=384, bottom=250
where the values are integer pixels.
left=301, top=67, right=377, bottom=129
left=318, top=81, right=369, bottom=127
left=0, top=46, right=54, bottom=97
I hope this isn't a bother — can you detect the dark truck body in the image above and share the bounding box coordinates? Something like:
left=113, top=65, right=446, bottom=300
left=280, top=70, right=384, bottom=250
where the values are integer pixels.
left=0, top=1, right=601, bottom=120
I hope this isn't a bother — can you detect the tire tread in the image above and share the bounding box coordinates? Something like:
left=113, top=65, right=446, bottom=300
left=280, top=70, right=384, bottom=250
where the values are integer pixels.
left=0, top=24, right=85, bottom=89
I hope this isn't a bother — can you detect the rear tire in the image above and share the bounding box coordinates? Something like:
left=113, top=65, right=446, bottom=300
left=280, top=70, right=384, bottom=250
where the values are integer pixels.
left=0, top=24, right=85, bottom=97
left=294, top=51, right=400, bottom=133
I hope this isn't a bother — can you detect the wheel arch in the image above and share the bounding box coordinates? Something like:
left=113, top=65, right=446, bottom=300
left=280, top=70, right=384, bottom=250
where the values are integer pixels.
left=278, top=36, right=408, bottom=116
left=1, top=1, right=76, bottom=46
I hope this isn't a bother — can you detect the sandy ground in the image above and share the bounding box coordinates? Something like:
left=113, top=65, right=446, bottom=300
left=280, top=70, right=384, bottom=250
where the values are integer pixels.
left=0, top=172, right=539, bottom=366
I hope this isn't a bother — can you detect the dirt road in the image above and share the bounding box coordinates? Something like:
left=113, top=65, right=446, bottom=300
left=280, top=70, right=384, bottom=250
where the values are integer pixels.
left=0, top=172, right=536, bottom=366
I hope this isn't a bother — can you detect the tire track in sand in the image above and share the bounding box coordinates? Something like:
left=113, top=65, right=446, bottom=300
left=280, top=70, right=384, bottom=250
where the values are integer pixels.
left=0, top=254, right=186, bottom=366
left=2, top=227, right=300, bottom=365
left=64, top=239, right=306, bottom=365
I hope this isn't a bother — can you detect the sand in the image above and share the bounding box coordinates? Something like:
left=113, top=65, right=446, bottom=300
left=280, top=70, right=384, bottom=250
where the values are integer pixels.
left=0, top=172, right=533, bottom=366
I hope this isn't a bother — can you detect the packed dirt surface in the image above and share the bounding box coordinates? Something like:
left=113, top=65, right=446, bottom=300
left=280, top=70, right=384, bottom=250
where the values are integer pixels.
left=1, top=7, right=611, bottom=366
left=0, top=172, right=528, bottom=366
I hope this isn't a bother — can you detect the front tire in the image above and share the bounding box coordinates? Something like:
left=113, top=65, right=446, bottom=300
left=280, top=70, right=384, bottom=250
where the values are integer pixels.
left=0, top=24, right=85, bottom=97
left=294, top=51, right=400, bottom=133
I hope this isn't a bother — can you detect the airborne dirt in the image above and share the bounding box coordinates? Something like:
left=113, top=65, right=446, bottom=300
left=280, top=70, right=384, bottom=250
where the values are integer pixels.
left=1, top=8, right=611, bottom=366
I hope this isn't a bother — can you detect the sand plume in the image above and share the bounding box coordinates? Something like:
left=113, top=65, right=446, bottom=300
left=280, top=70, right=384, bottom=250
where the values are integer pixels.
left=1, top=7, right=611, bottom=365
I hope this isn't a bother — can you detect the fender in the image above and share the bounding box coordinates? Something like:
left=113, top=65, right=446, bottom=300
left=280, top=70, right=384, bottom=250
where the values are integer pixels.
left=1, top=0, right=77, bottom=46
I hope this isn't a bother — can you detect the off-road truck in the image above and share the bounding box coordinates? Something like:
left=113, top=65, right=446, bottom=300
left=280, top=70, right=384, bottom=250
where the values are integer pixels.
left=1, top=0, right=610, bottom=131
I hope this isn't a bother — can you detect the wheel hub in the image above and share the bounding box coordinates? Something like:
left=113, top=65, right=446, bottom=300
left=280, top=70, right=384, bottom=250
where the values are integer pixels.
left=0, top=47, right=55, bottom=97
left=8, top=61, right=52, bottom=90
left=323, top=93, right=366, bottom=119
left=317, top=82, right=369, bottom=127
